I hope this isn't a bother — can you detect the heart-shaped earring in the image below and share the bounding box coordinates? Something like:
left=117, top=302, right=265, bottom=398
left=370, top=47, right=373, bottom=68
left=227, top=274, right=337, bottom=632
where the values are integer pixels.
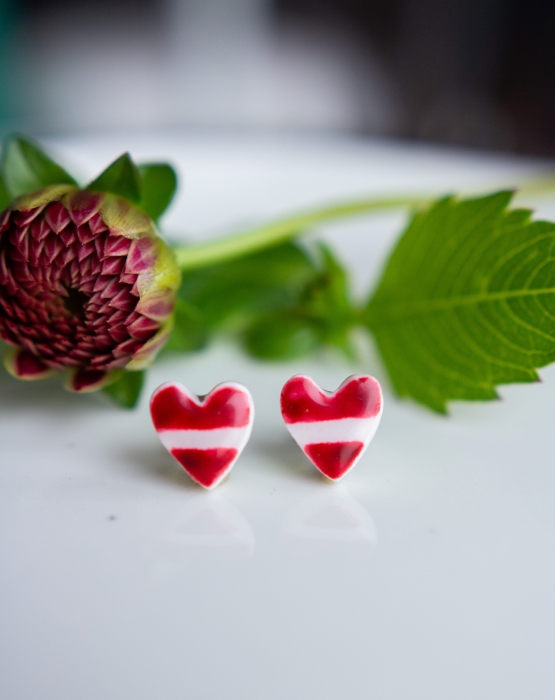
left=150, top=381, right=254, bottom=489
left=280, top=374, right=383, bottom=481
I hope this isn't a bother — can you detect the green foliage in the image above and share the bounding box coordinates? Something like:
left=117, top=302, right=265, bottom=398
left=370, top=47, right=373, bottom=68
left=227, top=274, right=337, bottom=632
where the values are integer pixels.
left=244, top=313, right=318, bottom=359
left=87, top=157, right=178, bottom=220
left=87, top=152, right=141, bottom=204
left=299, top=244, right=357, bottom=356
left=177, top=242, right=316, bottom=331
left=365, top=191, right=555, bottom=412
left=102, top=370, right=145, bottom=409
left=244, top=244, right=356, bottom=360
left=138, top=163, right=177, bottom=222
left=163, top=299, right=208, bottom=354
left=0, top=174, right=10, bottom=211
left=1, top=135, right=77, bottom=198
left=168, top=240, right=357, bottom=362
left=0, top=138, right=177, bottom=225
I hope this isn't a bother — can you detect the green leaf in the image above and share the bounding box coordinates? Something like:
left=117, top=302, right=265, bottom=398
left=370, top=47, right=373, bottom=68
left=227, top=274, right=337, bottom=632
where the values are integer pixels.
left=242, top=243, right=357, bottom=361
left=0, top=175, right=10, bottom=211
left=138, top=163, right=177, bottom=221
left=364, top=191, right=555, bottom=413
left=87, top=152, right=141, bottom=204
left=102, top=370, right=145, bottom=408
left=244, top=312, right=318, bottom=360
left=178, top=242, right=316, bottom=331
left=299, top=243, right=357, bottom=355
left=1, top=135, right=77, bottom=198
left=163, top=299, right=208, bottom=353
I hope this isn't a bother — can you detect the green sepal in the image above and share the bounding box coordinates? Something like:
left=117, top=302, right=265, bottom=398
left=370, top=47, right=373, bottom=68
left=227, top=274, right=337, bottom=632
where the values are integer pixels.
left=86, top=152, right=141, bottom=204
left=102, top=370, right=145, bottom=409
left=0, top=174, right=11, bottom=211
left=1, top=135, right=77, bottom=198
left=138, top=163, right=177, bottom=222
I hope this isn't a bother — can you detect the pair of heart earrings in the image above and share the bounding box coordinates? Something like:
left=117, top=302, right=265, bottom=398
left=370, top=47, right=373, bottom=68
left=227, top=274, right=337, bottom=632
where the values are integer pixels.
left=150, top=374, right=383, bottom=490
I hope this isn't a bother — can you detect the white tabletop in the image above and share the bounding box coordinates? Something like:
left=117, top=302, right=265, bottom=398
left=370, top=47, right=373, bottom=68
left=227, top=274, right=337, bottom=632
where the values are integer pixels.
left=1, top=131, right=555, bottom=700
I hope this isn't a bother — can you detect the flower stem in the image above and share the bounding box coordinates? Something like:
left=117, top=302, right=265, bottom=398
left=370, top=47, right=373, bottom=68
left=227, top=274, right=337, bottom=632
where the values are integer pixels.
left=174, top=194, right=429, bottom=271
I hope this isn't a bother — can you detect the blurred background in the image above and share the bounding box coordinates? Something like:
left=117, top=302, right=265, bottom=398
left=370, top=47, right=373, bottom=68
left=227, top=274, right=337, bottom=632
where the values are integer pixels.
left=1, top=0, right=554, bottom=154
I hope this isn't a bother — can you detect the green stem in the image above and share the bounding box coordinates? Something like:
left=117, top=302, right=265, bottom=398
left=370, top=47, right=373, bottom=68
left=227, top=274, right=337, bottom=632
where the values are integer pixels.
left=174, top=194, right=428, bottom=271
left=173, top=175, right=555, bottom=272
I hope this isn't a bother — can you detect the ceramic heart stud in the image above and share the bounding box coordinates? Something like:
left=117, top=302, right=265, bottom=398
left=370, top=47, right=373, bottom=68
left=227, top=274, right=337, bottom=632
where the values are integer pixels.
left=280, top=374, right=383, bottom=481
left=150, top=381, right=254, bottom=490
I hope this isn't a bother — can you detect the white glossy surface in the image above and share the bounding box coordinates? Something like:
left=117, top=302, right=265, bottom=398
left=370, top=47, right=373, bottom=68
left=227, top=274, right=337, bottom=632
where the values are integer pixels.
left=1, top=131, right=555, bottom=700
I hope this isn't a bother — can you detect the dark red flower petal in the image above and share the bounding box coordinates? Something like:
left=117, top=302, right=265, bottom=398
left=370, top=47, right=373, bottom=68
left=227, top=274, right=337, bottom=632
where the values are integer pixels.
left=70, top=367, right=108, bottom=392
left=6, top=348, right=52, bottom=379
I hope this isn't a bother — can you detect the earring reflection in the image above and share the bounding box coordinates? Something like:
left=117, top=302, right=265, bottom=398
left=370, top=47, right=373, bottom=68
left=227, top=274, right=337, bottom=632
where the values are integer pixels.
left=280, top=486, right=377, bottom=557
left=163, top=495, right=255, bottom=560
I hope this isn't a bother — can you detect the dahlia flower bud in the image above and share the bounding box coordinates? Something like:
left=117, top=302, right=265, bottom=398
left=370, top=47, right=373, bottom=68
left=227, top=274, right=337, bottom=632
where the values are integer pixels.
left=0, top=185, right=180, bottom=392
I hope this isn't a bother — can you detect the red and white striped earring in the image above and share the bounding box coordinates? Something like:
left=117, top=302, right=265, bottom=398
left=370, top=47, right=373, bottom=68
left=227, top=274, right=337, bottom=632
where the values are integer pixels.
left=150, top=381, right=254, bottom=490
left=280, top=374, right=383, bottom=482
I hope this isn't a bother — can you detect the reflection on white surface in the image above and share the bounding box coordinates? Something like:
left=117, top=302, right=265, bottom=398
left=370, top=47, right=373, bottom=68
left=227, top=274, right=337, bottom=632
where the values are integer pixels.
left=280, top=486, right=377, bottom=557
left=161, top=495, right=255, bottom=560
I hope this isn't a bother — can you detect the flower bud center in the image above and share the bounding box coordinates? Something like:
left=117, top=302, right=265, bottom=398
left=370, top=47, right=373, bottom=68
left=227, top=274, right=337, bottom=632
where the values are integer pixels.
left=62, top=285, right=89, bottom=318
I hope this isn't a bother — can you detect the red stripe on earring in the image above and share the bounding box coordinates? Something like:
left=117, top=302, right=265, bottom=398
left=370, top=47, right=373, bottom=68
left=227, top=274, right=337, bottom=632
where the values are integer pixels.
left=281, top=375, right=381, bottom=424
left=152, top=385, right=251, bottom=431
left=304, top=441, right=364, bottom=480
left=170, top=448, right=238, bottom=488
